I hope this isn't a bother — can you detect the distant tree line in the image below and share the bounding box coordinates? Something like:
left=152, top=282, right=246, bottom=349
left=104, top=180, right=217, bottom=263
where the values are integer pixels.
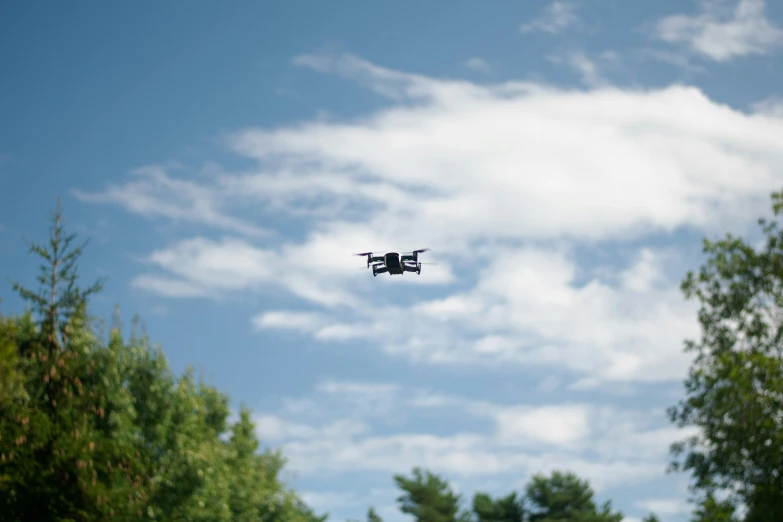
left=1, top=190, right=782, bottom=521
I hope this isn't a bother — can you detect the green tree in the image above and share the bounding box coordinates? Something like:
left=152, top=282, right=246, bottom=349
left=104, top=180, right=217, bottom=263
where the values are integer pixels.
left=1, top=203, right=145, bottom=521
left=524, top=471, right=623, bottom=522
left=641, top=514, right=661, bottom=522
left=0, top=313, right=23, bottom=405
left=1, top=201, right=326, bottom=522
left=690, top=494, right=738, bottom=522
left=668, top=189, right=783, bottom=520
left=394, top=467, right=468, bottom=522
left=473, top=491, right=525, bottom=522
left=11, top=198, right=103, bottom=353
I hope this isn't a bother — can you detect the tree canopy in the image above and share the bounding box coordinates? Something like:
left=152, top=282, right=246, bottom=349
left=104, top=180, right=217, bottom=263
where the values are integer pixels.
left=0, top=202, right=326, bottom=522
left=3, top=191, right=783, bottom=521
left=668, top=189, right=783, bottom=520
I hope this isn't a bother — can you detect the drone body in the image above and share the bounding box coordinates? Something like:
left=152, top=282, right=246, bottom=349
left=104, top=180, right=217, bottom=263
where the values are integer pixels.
left=355, top=249, right=431, bottom=277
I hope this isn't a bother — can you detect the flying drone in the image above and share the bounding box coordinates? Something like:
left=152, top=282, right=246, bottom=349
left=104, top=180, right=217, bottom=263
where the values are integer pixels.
left=354, top=248, right=435, bottom=277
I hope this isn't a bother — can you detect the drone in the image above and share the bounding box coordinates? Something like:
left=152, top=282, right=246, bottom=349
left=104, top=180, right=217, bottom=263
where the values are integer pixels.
left=354, top=248, right=435, bottom=277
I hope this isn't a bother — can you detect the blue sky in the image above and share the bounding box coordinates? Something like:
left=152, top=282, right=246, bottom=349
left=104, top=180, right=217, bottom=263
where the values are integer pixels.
left=2, top=1, right=783, bottom=521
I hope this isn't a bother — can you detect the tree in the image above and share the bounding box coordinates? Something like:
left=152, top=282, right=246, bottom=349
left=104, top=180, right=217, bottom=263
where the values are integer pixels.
left=11, top=197, right=103, bottom=354
left=0, top=313, right=23, bottom=405
left=1, top=203, right=145, bottom=521
left=524, top=471, right=623, bottom=522
left=394, top=468, right=468, bottom=522
left=1, top=201, right=326, bottom=521
left=641, top=514, right=661, bottom=522
left=690, top=494, right=738, bottom=522
left=668, top=189, right=783, bottom=520
left=473, top=491, right=525, bottom=522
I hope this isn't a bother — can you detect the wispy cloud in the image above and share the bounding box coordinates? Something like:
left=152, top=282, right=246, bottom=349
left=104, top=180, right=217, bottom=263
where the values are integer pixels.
left=464, top=57, right=491, bottom=74
left=635, top=498, right=691, bottom=515
left=520, top=1, right=580, bottom=35
left=752, top=95, right=783, bottom=117
left=547, top=50, right=607, bottom=87
left=73, top=164, right=269, bottom=237
left=253, top=378, right=695, bottom=492
left=654, top=0, right=783, bottom=62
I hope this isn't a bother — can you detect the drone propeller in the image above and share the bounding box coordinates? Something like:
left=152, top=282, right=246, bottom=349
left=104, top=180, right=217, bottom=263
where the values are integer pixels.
left=354, top=251, right=384, bottom=268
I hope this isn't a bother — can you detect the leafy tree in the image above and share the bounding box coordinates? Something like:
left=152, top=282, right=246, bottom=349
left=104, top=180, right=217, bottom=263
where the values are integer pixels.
left=1, top=202, right=145, bottom=520
left=0, top=313, right=23, bottom=405
left=472, top=491, right=525, bottom=522
left=690, top=494, right=738, bottom=522
left=1, top=201, right=326, bottom=522
left=668, top=189, right=783, bottom=520
left=394, top=467, right=468, bottom=522
left=641, top=514, right=661, bottom=522
left=524, top=471, right=623, bottom=522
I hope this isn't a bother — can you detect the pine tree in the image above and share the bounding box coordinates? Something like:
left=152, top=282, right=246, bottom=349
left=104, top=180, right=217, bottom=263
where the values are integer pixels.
left=1, top=199, right=144, bottom=520
left=394, top=468, right=467, bottom=522
left=11, top=197, right=103, bottom=354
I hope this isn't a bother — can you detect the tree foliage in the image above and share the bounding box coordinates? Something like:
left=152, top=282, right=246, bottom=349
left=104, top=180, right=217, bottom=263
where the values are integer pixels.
left=473, top=491, right=524, bottom=522
left=668, top=189, right=783, bottom=520
left=0, top=201, right=325, bottom=522
left=394, top=467, right=469, bottom=522
left=392, top=469, right=623, bottom=522
left=524, top=471, right=623, bottom=522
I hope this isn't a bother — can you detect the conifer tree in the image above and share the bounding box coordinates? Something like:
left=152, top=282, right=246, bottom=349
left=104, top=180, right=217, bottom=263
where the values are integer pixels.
left=1, top=199, right=144, bottom=520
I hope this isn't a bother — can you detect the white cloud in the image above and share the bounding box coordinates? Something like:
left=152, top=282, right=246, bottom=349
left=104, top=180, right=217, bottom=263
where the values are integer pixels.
left=654, top=0, right=783, bottom=62
left=230, top=54, right=783, bottom=245
left=620, top=249, right=665, bottom=293
left=255, top=415, right=370, bottom=443
left=73, top=165, right=268, bottom=237
left=547, top=50, right=607, bottom=87
left=520, top=1, right=580, bottom=35
left=752, top=95, right=783, bottom=117
left=252, top=380, right=691, bottom=494
left=493, top=404, right=591, bottom=446
left=252, top=311, right=326, bottom=332
left=311, top=246, right=699, bottom=383
left=464, top=57, right=491, bottom=73
left=636, top=498, right=691, bottom=515
left=133, top=235, right=371, bottom=307
left=566, top=51, right=604, bottom=87
left=131, top=274, right=208, bottom=298
left=83, top=52, right=783, bottom=386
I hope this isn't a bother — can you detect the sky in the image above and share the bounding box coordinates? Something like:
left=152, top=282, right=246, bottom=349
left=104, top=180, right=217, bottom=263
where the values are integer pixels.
left=1, top=0, right=783, bottom=521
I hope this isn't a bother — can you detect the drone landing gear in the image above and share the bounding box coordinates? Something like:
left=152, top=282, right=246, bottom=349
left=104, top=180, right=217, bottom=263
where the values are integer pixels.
left=373, top=266, right=389, bottom=277
left=402, top=264, right=421, bottom=275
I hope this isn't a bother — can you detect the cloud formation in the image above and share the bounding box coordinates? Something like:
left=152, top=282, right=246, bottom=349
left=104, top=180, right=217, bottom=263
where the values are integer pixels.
left=80, top=52, right=783, bottom=387
left=73, top=165, right=269, bottom=237
left=253, top=379, right=693, bottom=493
left=520, top=1, right=580, bottom=35
left=654, top=0, right=783, bottom=61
